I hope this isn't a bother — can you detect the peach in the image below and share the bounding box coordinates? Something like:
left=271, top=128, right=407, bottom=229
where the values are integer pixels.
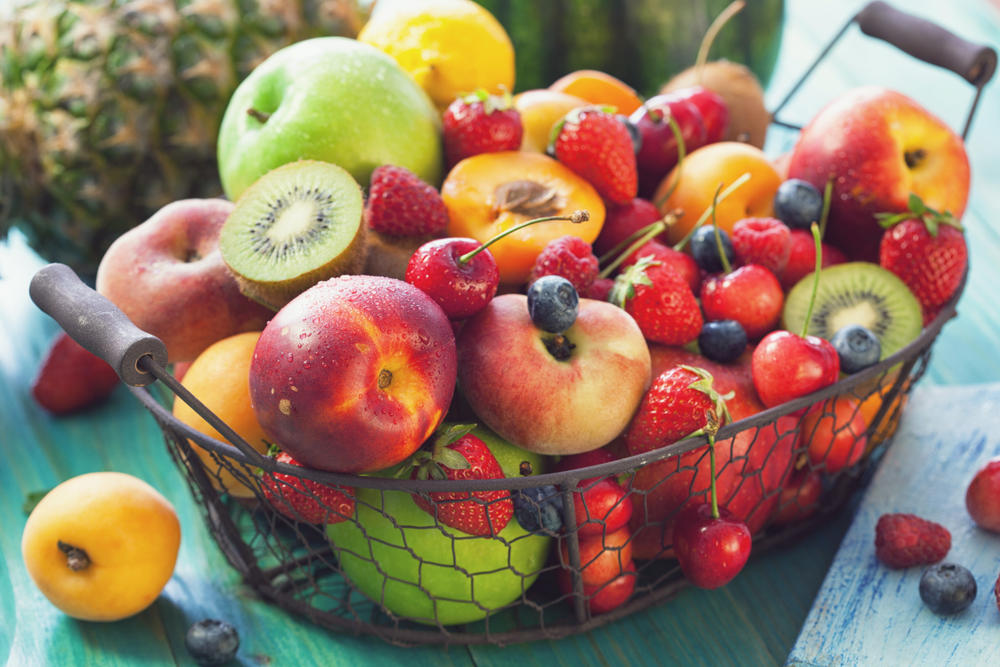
left=249, top=275, right=456, bottom=473
left=21, top=472, right=181, bottom=621
left=456, top=294, right=651, bottom=455
left=442, top=151, right=605, bottom=286
left=95, top=199, right=273, bottom=363
left=654, top=142, right=782, bottom=247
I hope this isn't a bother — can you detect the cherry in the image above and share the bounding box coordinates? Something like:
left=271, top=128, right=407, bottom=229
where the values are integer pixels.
left=672, top=411, right=752, bottom=589
left=701, top=265, right=784, bottom=340
left=751, top=223, right=840, bottom=407
left=593, top=198, right=662, bottom=257
left=772, top=468, right=823, bottom=526
left=628, top=94, right=707, bottom=198
left=559, top=526, right=633, bottom=588
left=781, top=229, right=848, bottom=290
left=405, top=211, right=588, bottom=319
left=558, top=560, right=637, bottom=615
left=573, top=477, right=633, bottom=538
left=966, top=458, right=1000, bottom=532
left=800, top=396, right=867, bottom=474
left=668, top=85, right=729, bottom=144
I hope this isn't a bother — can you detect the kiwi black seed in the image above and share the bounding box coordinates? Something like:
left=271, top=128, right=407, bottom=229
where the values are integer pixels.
left=782, top=262, right=923, bottom=360
left=219, top=160, right=368, bottom=310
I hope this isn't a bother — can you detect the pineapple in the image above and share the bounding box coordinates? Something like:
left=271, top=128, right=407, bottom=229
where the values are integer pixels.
left=0, top=0, right=363, bottom=278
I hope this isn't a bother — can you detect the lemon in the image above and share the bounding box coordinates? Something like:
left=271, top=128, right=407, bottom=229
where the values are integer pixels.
left=358, top=0, right=515, bottom=111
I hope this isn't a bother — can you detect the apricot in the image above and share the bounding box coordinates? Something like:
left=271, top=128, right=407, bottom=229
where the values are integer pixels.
left=172, top=331, right=269, bottom=499
left=654, top=141, right=782, bottom=246
left=21, top=472, right=181, bottom=621
left=549, top=69, right=643, bottom=116
left=512, top=89, right=588, bottom=153
left=442, top=151, right=605, bottom=285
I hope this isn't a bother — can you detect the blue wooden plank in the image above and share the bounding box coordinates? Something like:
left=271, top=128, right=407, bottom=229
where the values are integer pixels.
left=788, top=383, right=1000, bottom=666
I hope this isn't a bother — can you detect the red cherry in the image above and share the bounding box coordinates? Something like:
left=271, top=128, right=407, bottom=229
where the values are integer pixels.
left=668, top=85, right=729, bottom=144
left=573, top=477, right=634, bottom=538
left=800, top=397, right=868, bottom=474
left=405, top=237, right=500, bottom=319
left=772, top=468, right=823, bottom=525
left=559, top=526, right=634, bottom=588
left=628, top=94, right=707, bottom=198
left=593, top=198, right=662, bottom=257
left=751, top=330, right=840, bottom=407
left=966, top=458, right=1000, bottom=532
left=700, top=264, right=783, bottom=340
left=781, top=228, right=848, bottom=289
left=558, top=560, right=637, bottom=615
left=673, top=503, right=751, bottom=589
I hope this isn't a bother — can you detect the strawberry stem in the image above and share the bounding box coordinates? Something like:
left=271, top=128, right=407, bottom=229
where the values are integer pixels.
left=694, top=0, right=746, bottom=82
left=457, top=211, right=589, bottom=264
left=673, top=172, right=751, bottom=251
left=653, top=115, right=688, bottom=207
left=801, top=222, right=823, bottom=338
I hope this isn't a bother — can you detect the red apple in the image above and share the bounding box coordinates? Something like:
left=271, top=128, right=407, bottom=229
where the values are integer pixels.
left=95, top=199, right=273, bottom=362
left=788, top=86, right=970, bottom=262
left=249, top=275, right=457, bottom=473
left=966, top=458, right=1000, bottom=532
left=456, top=294, right=652, bottom=455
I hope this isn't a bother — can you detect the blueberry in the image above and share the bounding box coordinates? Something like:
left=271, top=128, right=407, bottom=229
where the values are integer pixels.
left=527, top=275, right=579, bottom=333
left=774, top=179, right=824, bottom=230
left=689, top=225, right=734, bottom=273
left=185, top=619, right=240, bottom=666
left=919, top=563, right=977, bottom=615
left=513, top=485, right=564, bottom=533
left=830, top=324, right=881, bottom=373
left=698, top=320, right=748, bottom=363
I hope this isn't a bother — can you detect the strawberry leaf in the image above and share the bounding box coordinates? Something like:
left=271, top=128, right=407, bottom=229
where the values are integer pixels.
left=678, top=364, right=734, bottom=426
left=609, top=255, right=660, bottom=308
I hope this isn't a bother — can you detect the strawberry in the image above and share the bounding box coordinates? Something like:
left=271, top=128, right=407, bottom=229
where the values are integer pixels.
left=550, top=106, right=638, bottom=205
left=442, top=89, right=523, bottom=168
left=31, top=331, right=120, bottom=415
left=408, top=424, right=513, bottom=536
left=609, top=255, right=702, bottom=345
left=874, top=512, right=951, bottom=569
left=528, top=235, right=599, bottom=292
left=364, top=165, right=450, bottom=236
left=261, top=450, right=356, bottom=525
left=731, top=217, right=792, bottom=276
left=878, top=194, right=967, bottom=316
left=624, top=365, right=732, bottom=455
left=619, top=239, right=701, bottom=293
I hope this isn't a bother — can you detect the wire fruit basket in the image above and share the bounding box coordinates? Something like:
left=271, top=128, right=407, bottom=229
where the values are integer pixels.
left=28, top=1, right=996, bottom=648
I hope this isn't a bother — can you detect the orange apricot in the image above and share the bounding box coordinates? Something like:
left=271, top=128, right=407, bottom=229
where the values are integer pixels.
left=512, top=89, right=588, bottom=153
left=442, top=151, right=605, bottom=285
left=654, top=141, right=782, bottom=246
left=550, top=69, right=643, bottom=116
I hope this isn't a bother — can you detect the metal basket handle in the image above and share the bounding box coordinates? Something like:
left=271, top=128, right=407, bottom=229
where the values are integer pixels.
left=29, top=262, right=269, bottom=468
left=771, top=0, right=997, bottom=139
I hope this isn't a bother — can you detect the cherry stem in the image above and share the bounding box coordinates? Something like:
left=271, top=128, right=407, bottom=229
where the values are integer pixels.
left=800, top=222, right=823, bottom=338
left=710, top=184, right=733, bottom=274
left=653, top=115, right=688, bottom=208
left=705, top=410, right=721, bottom=519
left=457, top=210, right=589, bottom=264
left=673, top=172, right=751, bottom=251
left=818, top=178, right=833, bottom=240
left=597, top=220, right=666, bottom=279
left=694, top=0, right=747, bottom=81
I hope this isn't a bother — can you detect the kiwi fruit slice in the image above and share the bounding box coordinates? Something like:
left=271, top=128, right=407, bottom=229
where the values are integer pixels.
left=220, top=160, right=368, bottom=310
left=363, top=229, right=436, bottom=281
left=782, top=262, right=923, bottom=360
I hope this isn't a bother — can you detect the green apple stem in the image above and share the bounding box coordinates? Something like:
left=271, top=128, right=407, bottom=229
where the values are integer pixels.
left=246, top=108, right=271, bottom=124
left=456, top=211, right=589, bottom=265
left=818, top=178, right=833, bottom=240
left=57, top=540, right=91, bottom=571
left=694, top=0, right=747, bottom=80
left=710, top=183, right=733, bottom=274
left=652, top=115, right=688, bottom=207
left=672, top=171, right=751, bottom=251
left=800, top=222, right=823, bottom=338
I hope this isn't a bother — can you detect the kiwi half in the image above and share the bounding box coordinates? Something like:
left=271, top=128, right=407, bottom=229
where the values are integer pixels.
left=782, top=262, right=923, bottom=360
left=220, top=160, right=368, bottom=310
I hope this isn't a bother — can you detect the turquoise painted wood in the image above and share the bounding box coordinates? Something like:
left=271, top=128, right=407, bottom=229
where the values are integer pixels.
left=2, top=1, right=1000, bottom=665
left=787, top=383, right=1000, bottom=666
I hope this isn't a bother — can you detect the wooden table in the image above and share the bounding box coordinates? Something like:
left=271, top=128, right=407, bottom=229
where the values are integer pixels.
left=3, top=1, right=999, bottom=664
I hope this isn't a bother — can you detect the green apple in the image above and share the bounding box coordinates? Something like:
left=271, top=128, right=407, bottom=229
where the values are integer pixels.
left=326, top=426, right=552, bottom=626
left=217, top=37, right=443, bottom=200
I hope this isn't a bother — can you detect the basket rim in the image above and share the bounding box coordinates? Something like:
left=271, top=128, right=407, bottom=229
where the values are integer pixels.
left=135, top=265, right=966, bottom=493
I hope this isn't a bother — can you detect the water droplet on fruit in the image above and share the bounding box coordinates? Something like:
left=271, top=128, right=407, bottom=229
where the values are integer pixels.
left=302, top=361, right=311, bottom=370
left=285, top=353, right=294, bottom=363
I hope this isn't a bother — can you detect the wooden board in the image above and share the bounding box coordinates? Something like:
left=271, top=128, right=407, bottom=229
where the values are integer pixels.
left=788, top=383, right=1000, bottom=666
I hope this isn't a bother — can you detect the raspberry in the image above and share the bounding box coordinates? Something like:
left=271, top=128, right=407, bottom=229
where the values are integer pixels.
left=874, top=513, right=951, bottom=569
left=364, top=165, right=449, bottom=236
left=731, top=217, right=792, bottom=275
left=583, top=277, right=615, bottom=301
left=528, top=235, right=599, bottom=292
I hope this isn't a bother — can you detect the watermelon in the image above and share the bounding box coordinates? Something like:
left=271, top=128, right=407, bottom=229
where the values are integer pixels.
left=474, top=0, right=784, bottom=97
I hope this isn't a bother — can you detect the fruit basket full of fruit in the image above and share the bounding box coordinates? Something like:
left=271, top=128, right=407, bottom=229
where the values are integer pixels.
left=25, top=0, right=997, bottom=648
